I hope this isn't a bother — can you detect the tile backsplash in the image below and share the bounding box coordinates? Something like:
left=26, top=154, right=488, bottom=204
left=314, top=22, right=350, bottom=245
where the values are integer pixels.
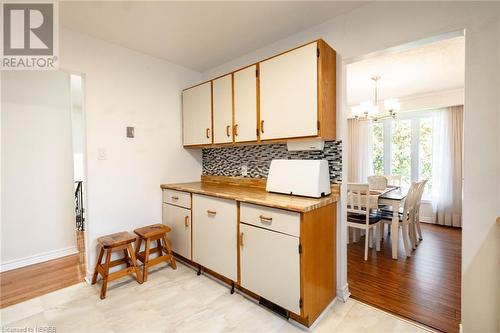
left=202, top=141, right=342, bottom=183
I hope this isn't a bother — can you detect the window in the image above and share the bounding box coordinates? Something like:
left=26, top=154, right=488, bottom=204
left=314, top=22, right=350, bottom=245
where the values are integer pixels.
left=371, top=111, right=436, bottom=198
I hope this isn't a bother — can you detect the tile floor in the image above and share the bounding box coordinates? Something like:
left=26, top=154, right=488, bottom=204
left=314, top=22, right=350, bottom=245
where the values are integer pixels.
left=0, top=262, right=432, bottom=332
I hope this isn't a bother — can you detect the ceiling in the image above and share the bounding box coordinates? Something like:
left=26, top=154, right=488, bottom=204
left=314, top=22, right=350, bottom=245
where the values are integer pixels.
left=60, top=1, right=366, bottom=72
left=347, top=36, right=465, bottom=105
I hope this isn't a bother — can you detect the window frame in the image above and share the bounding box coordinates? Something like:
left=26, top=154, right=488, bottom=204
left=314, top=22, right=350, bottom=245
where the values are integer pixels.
left=373, top=109, right=439, bottom=200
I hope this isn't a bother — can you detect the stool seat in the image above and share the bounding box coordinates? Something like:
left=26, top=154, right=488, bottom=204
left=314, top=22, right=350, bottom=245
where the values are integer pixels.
left=134, top=224, right=171, bottom=239
left=97, top=231, right=136, bottom=248
left=92, top=231, right=142, bottom=299
left=134, top=223, right=176, bottom=282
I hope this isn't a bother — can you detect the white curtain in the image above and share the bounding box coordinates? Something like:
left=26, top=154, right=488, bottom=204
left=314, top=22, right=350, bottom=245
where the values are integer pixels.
left=347, top=119, right=373, bottom=182
left=431, top=105, right=463, bottom=227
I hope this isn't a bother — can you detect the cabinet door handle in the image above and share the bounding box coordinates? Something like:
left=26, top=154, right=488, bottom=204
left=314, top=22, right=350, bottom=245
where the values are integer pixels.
left=240, top=232, right=244, bottom=248
left=207, top=210, right=217, bottom=216
left=259, top=215, right=272, bottom=223
left=206, top=128, right=210, bottom=139
left=226, top=125, right=231, bottom=137
left=184, top=216, right=189, bottom=227
left=260, top=120, right=264, bottom=133
left=171, top=196, right=179, bottom=200
left=234, top=124, right=238, bottom=137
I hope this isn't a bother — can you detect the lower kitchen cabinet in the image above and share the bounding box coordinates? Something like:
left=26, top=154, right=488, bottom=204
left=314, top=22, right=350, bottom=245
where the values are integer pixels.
left=162, top=203, right=191, bottom=260
left=240, top=223, right=300, bottom=314
left=192, top=194, right=237, bottom=281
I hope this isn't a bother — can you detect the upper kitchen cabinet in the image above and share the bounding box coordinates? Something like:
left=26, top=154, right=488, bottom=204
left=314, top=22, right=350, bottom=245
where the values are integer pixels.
left=181, top=39, right=336, bottom=148
left=182, top=82, right=212, bottom=146
left=233, top=65, right=258, bottom=143
left=259, top=40, right=336, bottom=141
left=212, top=74, right=233, bottom=144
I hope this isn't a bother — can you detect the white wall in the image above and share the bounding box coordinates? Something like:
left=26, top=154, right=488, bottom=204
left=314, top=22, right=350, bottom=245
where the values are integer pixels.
left=59, top=28, right=203, bottom=278
left=201, top=3, right=500, bottom=331
left=1, top=71, right=77, bottom=271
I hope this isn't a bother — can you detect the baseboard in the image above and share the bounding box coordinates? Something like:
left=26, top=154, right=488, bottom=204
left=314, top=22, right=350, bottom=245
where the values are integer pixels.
left=337, top=283, right=351, bottom=302
left=459, top=323, right=463, bottom=333
left=0, top=246, right=78, bottom=272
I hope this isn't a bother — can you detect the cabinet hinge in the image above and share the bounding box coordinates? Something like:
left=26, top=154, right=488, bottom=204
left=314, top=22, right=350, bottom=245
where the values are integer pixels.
left=317, top=47, right=320, bottom=58
left=317, top=121, right=320, bottom=130
left=299, top=298, right=303, bottom=309
left=256, top=69, right=259, bottom=78
left=256, top=128, right=259, bottom=136
left=298, top=244, right=302, bottom=254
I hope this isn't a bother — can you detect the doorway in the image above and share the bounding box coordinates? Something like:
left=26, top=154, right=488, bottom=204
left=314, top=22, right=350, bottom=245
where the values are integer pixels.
left=344, top=33, right=464, bottom=333
left=0, top=70, right=88, bottom=307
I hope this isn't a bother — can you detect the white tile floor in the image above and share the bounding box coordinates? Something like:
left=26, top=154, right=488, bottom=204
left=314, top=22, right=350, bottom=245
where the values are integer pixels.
left=0, top=262, right=432, bottom=332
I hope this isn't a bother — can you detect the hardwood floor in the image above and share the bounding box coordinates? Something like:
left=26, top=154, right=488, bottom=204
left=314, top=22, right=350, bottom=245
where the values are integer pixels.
left=0, top=230, right=86, bottom=308
left=348, top=222, right=461, bottom=333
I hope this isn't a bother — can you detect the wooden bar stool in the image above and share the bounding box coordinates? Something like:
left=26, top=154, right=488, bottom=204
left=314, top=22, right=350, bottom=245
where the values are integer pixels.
left=91, top=231, right=143, bottom=299
left=134, top=224, right=177, bottom=281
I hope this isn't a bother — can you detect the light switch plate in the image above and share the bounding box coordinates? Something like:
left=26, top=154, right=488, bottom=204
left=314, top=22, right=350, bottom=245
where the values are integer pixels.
left=126, top=126, right=135, bottom=138
left=97, top=148, right=106, bottom=160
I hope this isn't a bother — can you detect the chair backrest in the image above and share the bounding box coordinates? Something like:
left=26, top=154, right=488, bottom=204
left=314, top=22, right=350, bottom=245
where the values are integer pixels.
left=401, top=181, right=422, bottom=223
left=367, top=175, right=388, bottom=190
left=414, top=179, right=428, bottom=212
left=384, top=174, right=402, bottom=187
left=347, top=183, right=378, bottom=225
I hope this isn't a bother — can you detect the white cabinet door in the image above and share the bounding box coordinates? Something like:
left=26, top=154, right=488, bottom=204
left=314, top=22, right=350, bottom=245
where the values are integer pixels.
left=182, top=82, right=212, bottom=146
left=192, top=194, right=237, bottom=281
left=234, top=65, right=258, bottom=142
left=213, top=75, right=233, bottom=144
left=259, top=42, right=318, bottom=140
left=162, top=203, right=191, bottom=260
left=240, top=223, right=300, bottom=314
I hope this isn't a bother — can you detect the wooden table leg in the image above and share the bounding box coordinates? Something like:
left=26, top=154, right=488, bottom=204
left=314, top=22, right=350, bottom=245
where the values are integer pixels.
left=162, top=234, right=177, bottom=270
left=92, top=247, right=104, bottom=285
left=100, top=249, right=112, bottom=299
left=391, top=201, right=400, bottom=260
left=128, top=244, right=143, bottom=284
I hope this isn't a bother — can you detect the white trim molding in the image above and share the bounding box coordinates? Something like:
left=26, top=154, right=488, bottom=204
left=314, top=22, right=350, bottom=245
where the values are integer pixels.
left=0, top=246, right=78, bottom=272
left=337, top=283, right=351, bottom=302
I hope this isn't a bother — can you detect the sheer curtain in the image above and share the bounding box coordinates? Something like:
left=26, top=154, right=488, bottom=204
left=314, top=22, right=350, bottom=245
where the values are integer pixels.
left=347, top=119, right=373, bottom=182
left=431, top=105, right=463, bottom=227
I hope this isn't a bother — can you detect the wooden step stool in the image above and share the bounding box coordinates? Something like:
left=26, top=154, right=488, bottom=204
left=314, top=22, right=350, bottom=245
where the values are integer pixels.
left=134, top=224, right=177, bottom=281
left=91, top=231, right=143, bottom=299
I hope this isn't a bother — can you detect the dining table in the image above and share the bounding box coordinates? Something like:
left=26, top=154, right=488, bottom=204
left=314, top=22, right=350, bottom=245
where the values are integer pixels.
left=377, top=186, right=409, bottom=259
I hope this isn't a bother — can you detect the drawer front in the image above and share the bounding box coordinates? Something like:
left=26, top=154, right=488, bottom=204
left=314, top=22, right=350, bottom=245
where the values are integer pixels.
left=240, top=203, right=300, bottom=237
left=162, top=189, right=191, bottom=208
left=162, top=203, right=191, bottom=260
left=192, top=194, right=237, bottom=281
left=240, top=223, right=300, bottom=314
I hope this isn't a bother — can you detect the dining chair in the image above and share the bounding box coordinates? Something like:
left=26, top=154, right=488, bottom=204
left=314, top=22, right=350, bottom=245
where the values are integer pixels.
left=384, top=174, right=402, bottom=187
left=379, top=181, right=420, bottom=257
left=413, top=179, right=428, bottom=242
left=347, top=183, right=382, bottom=261
left=367, top=175, right=388, bottom=191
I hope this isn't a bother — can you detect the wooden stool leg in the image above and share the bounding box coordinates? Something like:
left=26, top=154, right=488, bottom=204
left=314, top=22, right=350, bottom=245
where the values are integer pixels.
left=156, top=239, right=163, bottom=256
left=128, top=244, right=143, bottom=284
left=135, top=238, right=143, bottom=256
left=162, top=234, right=177, bottom=270
left=123, top=249, right=131, bottom=267
left=143, top=239, right=151, bottom=282
left=100, top=249, right=112, bottom=299
left=92, top=247, right=104, bottom=285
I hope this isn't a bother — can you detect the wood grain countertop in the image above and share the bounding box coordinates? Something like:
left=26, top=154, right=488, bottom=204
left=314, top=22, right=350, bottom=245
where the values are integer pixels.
left=160, top=178, right=339, bottom=213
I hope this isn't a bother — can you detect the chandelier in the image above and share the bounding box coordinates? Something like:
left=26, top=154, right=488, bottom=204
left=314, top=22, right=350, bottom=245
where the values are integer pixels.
left=351, top=76, right=400, bottom=121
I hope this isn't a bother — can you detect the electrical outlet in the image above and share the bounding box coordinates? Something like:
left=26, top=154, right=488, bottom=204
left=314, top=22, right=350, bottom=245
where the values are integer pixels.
left=241, top=164, right=248, bottom=176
